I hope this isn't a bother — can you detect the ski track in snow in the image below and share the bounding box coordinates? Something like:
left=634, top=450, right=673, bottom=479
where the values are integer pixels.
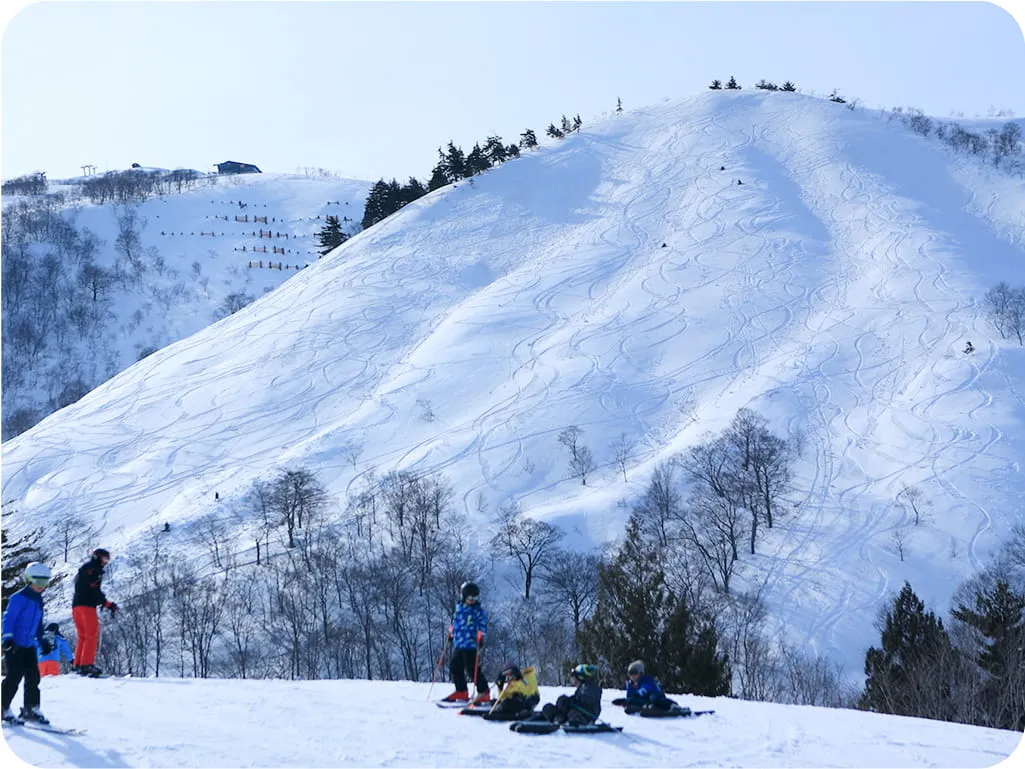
left=4, top=93, right=1025, bottom=679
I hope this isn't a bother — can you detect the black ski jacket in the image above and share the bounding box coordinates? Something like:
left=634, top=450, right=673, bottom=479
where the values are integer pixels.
left=72, top=556, right=108, bottom=608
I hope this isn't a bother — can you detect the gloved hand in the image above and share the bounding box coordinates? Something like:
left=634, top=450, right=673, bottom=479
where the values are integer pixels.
left=1, top=637, right=13, bottom=654
left=447, top=625, right=453, bottom=642
left=39, top=637, right=53, bottom=655
left=104, top=601, right=119, bottom=616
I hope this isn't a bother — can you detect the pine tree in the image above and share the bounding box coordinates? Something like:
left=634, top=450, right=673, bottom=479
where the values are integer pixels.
left=400, top=176, right=427, bottom=205
left=505, top=143, right=520, bottom=159
left=952, top=578, right=1025, bottom=730
left=560, top=114, right=573, bottom=134
left=361, top=180, right=392, bottom=229
left=709, top=79, right=723, bottom=90
left=427, top=159, right=450, bottom=191
left=616, top=97, right=623, bottom=114
left=465, top=143, right=490, bottom=176
left=483, top=135, right=508, bottom=166
left=725, top=76, right=741, bottom=90
left=443, top=141, right=466, bottom=181
left=315, top=215, right=348, bottom=255
left=572, top=114, right=583, bottom=132
left=781, top=81, right=797, bottom=92
left=577, top=516, right=731, bottom=695
left=546, top=123, right=564, bottom=140
left=862, top=582, right=955, bottom=720
left=519, top=128, right=539, bottom=149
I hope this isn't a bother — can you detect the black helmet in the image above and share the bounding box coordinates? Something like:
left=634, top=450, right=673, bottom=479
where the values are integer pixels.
left=501, top=663, right=522, bottom=681
left=460, top=581, right=480, bottom=600
left=570, top=663, right=598, bottom=681
left=45, top=623, right=60, bottom=634
left=93, top=548, right=111, bottom=561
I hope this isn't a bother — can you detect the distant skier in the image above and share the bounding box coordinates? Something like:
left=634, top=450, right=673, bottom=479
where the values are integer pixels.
left=619, top=660, right=679, bottom=713
left=2, top=562, right=54, bottom=724
left=440, top=582, right=489, bottom=704
left=540, top=664, right=601, bottom=725
left=483, top=663, right=540, bottom=721
left=36, top=623, right=73, bottom=677
left=72, top=548, right=118, bottom=677
left=964, top=340, right=974, bottom=354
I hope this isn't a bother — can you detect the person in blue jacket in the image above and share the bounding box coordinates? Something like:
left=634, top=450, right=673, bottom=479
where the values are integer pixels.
left=623, top=660, right=679, bottom=713
left=2, top=562, right=54, bottom=725
left=36, top=623, right=74, bottom=676
left=441, top=581, right=490, bottom=704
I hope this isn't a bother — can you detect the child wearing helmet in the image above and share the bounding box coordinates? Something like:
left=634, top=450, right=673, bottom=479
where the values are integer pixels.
left=441, top=581, right=490, bottom=704
left=540, top=663, right=602, bottom=725
left=482, top=663, right=540, bottom=721
left=623, top=659, right=678, bottom=713
left=36, top=623, right=74, bottom=677
left=1, top=562, right=54, bottom=724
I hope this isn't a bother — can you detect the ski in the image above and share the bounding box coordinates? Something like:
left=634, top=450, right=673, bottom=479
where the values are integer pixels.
left=2, top=720, right=85, bottom=735
left=510, top=718, right=623, bottom=735
left=458, top=705, right=494, bottom=716
left=436, top=700, right=471, bottom=708
left=22, top=722, right=86, bottom=735
left=638, top=707, right=715, bottom=719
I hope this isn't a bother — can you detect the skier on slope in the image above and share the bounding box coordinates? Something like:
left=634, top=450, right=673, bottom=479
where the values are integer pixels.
left=72, top=548, right=119, bottom=677
left=482, top=662, right=540, bottom=721
left=2, top=563, right=54, bottom=725
left=440, top=582, right=490, bottom=704
left=540, top=664, right=601, bottom=725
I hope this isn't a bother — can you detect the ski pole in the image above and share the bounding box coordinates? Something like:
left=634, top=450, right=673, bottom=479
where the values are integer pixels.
left=427, top=632, right=450, bottom=700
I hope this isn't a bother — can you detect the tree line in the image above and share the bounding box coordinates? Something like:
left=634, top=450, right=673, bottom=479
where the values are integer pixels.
left=861, top=527, right=1025, bottom=731
left=358, top=112, right=582, bottom=232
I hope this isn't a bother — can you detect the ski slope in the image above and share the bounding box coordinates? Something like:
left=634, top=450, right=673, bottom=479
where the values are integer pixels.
left=0, top=677, right=1020, bottom=768
left=4, top=91, right=1025, bottom=678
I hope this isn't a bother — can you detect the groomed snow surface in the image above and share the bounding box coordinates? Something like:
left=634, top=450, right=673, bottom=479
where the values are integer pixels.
left=0, top=677, right=1021, bottom=768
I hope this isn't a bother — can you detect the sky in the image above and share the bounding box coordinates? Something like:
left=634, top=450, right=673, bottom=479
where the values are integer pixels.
left=2, top=0, right=1024, bottom=183
left=5, top=89, right=1025, bottom=684
left=0, top=677, right=1020, bottom=767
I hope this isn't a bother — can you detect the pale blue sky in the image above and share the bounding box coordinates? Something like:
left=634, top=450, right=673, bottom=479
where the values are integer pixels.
left=2, top=1, right=1024, bottom=182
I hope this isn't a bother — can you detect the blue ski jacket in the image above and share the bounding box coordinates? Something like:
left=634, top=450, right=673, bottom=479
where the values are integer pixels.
left=451, top=601, right=487, bottom=649
left=37, top=633, right=74, bottom=663
left=626, top=674, right=669, bottom=704
left=2, top=585, right=45, bottom=648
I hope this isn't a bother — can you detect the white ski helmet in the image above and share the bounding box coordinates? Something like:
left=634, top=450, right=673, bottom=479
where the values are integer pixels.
left=23, top=562, right=51, bottom=586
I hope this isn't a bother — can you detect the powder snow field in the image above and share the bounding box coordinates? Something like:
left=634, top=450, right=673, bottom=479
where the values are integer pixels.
left=4, top=91, right=1025, bottom=682
left=0, top=677, right=1021, bottom=768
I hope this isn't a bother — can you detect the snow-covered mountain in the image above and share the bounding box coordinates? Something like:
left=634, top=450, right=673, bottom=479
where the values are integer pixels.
left=4, top=90, right=1025, bottom=681
left=1, top=170, right=371, bottom=432
left=1, top=677, right=1020, bottom=767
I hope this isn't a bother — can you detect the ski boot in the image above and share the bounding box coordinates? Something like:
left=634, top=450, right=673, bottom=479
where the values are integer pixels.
left=440, top=690, right=469, bottom=702
left=20, top=706, right=49, bottom=725
left=2, top=708, right=24, bottom=725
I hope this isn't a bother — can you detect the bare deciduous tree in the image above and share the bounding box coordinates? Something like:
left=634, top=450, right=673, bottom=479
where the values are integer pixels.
left=539, top=549, right=600, bottom=636
left=610, top=433, right=634, bottom=482
left=491, top=505, right=565, bottom=600
left=558, top=425, right=597, bottom=485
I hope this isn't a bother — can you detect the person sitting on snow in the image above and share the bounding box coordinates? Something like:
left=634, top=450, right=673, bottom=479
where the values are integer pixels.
left=483, top=663, right=540, bottom=721
left=621, top=659, right=679, bottom=713
left=540, top=664, right=601, bottom=725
